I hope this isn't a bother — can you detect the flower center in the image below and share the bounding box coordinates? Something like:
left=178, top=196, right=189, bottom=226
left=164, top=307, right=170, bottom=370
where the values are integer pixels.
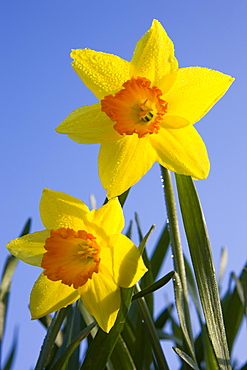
left=101, top=76, right=168, bottom=138
left=41, top=228, right=100, bottom=289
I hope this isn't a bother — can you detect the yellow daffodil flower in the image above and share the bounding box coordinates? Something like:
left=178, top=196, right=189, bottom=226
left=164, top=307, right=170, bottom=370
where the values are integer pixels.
left=6, top=189, right=147, bottom=332
left=56, top=20, right=234, bottom=198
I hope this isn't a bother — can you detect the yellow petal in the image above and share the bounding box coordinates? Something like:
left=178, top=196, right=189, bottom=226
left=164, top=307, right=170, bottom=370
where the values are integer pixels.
left=30, top=273, right=80, bottom=319
left=150, top=125, right=210, bottom=179
left=130, top=19, right=178, bottom=86
left=40, top=189, right=89, bottom=231
left=78, top=264, right=120, bottom=332
left=161, top=115, right=190, bottom=129
left=71, top=49, right=130, bottom=100
left=164, top=67, right=234, bottom=124
left=84, top=198, right=124, bottom=239
left=107, top=234, right=147, bottom=288
left=56, top=103, right=122, bottom=144
left=6, top=230, right=49, bottom=267
left=99, top=245, right=113, bottom=276
left=98, top=135, right=157, bottom=198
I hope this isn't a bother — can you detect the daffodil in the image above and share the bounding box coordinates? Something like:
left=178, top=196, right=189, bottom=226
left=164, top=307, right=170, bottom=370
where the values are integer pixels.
left=56, top=20, right=234, bottom=198
left=6, top=189, right=147, bottom=332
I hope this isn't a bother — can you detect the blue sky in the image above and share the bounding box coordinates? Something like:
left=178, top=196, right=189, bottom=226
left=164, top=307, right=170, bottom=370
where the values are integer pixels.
left=1, top=1, right=246, bottom=368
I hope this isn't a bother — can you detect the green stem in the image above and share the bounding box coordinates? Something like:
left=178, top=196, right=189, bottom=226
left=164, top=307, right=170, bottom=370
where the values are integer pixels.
left=160, top=166, right=195, bottom=362
left=135, top=283, right=169, bottom=370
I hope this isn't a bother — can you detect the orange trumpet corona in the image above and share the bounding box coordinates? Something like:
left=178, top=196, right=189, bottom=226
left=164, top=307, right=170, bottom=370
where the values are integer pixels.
left=101, top=77, right=168, bottom=138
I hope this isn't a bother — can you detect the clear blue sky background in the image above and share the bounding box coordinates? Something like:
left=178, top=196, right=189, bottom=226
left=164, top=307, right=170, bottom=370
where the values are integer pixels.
left=1, top=1, right=246, bottom=368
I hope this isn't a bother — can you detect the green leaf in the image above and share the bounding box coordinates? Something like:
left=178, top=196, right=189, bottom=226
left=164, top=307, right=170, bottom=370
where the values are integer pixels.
left=155, top=304, right=174, bottom=329
left=173, top=347, right=200, bottom=370
left=134, top=283, right=169, bottom=370
left=194, top=332, right=203, bottom=366
left=132, top=271, right=175, bottom=301
left=103, top=188, right=130, bottom=207
left=170, top=316, right=183, bottom=347
left=218, top=247, right=228, bottom=292
left=78, top=301, right=98, bottom=339
left=109, top=335, right=137, bottom=370
left=136, top=253, right=154, bottom=368
left=134, top=215, right=155, bottom=312
left=184, top=257, right=202, bottom=320
left=172, top=271, right=196, bottom=363
left=241, top=267, right=247, bottom=316
left=50, top=322, right=96, bottom=370
left=175, top=174, right=231, bottom=369
left=34, top=307, right=70, bottom=370
left=120, top=314, right=137, bottom=363
left=222, top=268, right=246, bottom=353
left=138, top=222, right=155, bottom=256
left=59, top=303, right=82, bottom=370
left=132, top=307, right=153, bottom=369
left=38, top=314, right=63, bottom=348
left=3, top=329, right=18, bottom=370
left=118, top=188, right=131, bottom=207
left=0, top=256, right=18, bottom=344
left=0, top=219, right=31, bottom=347
left=125, top=220, right=133, bottom=239
left=157, top=330, right=183, bottom=347
left=201, top=324, right=218, bottom=370
left=19, top=218, right=32, bottom=237
left=150, top=224, right=170, bottom=281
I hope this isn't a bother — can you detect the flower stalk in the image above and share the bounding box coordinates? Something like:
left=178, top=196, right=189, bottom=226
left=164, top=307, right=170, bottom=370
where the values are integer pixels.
left=160, top=166, right=196, bottom=363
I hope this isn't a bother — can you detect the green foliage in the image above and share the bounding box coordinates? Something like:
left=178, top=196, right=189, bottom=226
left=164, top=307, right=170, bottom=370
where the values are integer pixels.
left=1, top=218, right=31, bottom=370
left=175, top=174, right=231, bottom=369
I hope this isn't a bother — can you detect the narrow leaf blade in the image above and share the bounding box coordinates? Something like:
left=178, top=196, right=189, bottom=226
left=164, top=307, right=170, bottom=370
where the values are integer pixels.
left=175, top=174, right=231, bottom=369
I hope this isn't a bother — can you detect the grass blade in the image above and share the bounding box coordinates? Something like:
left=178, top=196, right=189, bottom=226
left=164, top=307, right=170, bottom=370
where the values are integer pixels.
left=109, top=335, right=137, bottom=370
left=50, top=322, right=96, bottom=370
left=150, top=224, right=170, bottom=281
left=135, top=283, right=169, bottom=370
left=34, top=307, right=69, bottom=370
left=218, top=247, right=228, bottom=291
left=222, top=268, right=246, bottom=353
left=241, top=267, right=247, bottom=316
left=2, top=329, right=18, bottom=370
left=175, top=174, right=231, bottom=369
left=132, top=271, right=174, bottom=301
left=173, top=347, right=200, bottom=370
left=0, top=218, right=31, bottom=362
left=155, top=304, right=174, bottom=330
